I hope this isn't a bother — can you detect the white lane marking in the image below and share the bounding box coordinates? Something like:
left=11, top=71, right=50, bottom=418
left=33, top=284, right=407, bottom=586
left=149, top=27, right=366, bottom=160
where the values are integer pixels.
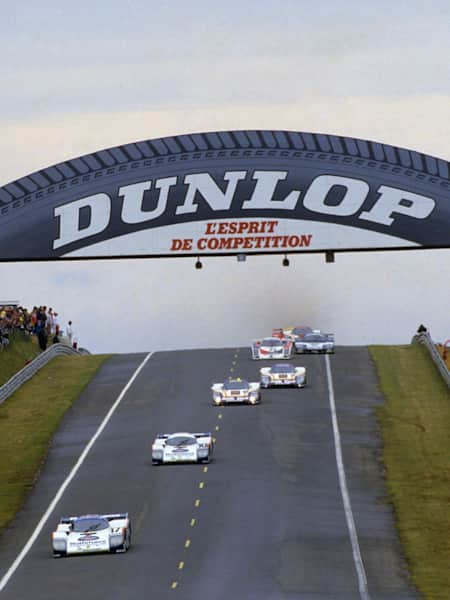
left=0, top=352, right=153, bottom=593
left=325, top=354, right=371, bottom=600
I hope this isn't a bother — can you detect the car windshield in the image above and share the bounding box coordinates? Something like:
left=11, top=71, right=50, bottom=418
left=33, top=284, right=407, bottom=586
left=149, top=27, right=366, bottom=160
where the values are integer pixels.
left=305, top=334, right=327, bottom=342
left=292, top=327, right=312, bottom=336
left=166, top=435, right=196, bottom=447
left=73, top=517, right=109, bottom=532
left=272, top=364, right=295, bottom=374
left=262, top=339, right=283, bottom=347
left=224, top=380, right=249, bottom=391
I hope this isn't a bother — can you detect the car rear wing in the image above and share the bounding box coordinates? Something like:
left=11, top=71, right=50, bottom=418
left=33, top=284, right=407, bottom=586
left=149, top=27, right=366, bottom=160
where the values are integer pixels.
left=104, top=513, right=129, bottom=521
left=60, top=512, right=128, bottom=523
left=156, top=433, right=212, bottom=440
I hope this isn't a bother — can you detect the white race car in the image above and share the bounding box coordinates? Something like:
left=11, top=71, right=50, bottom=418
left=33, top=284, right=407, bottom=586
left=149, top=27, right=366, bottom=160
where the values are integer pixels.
left=252, top=337, right=294, bottom=360
left=260, top=363, right=307, bottom=388
left=211, top=378, right=261, bottom=405
left=152, top=432, right=213, bottom=465
left=52, top=513, right=131, bottom=558
left=295, top=331, right=335, bottom=354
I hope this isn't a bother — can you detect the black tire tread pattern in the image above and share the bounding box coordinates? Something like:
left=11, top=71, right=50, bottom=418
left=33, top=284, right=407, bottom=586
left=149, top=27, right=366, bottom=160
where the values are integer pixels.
left=0, top=130, right=448, bottom=207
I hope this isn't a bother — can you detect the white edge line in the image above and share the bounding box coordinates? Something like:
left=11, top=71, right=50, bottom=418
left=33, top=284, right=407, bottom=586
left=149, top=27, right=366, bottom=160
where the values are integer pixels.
left=325, top=354, right=371, bottom=600
left=0, top=351, right=153, bottom=593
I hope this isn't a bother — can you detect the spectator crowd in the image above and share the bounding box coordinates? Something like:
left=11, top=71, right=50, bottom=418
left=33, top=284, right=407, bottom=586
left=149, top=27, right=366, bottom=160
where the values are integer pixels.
left=0, top=305, right=75, bottom=352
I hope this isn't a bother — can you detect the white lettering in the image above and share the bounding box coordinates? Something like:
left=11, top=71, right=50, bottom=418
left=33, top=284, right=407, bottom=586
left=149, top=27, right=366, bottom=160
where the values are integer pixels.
left=242, top=171, right=300, bottom=210
left=360, top=185, right=435, bottom=225
left=120, top=177, right=177, bottom=224
left=303, top=175, right=369, bottom=216
left=176, top=171, right=247, bottom=215
left=53, top=193, right=111, bottom=249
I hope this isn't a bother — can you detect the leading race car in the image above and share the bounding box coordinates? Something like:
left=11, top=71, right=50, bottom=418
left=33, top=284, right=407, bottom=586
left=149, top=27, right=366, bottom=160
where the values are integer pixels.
left=51, top=513, right=131, bottom=558
left=251, top=337, right=294, bottom=360
left=152, top=432, right=213, bottom=465
left=295, top=331, right=335, bottom=354
left=260, top=363, right=307, bottom=388
left=211, top=378, right=261, bottom=405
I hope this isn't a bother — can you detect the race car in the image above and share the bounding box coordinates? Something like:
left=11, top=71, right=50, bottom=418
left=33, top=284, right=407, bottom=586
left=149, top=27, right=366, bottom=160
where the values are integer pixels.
left=211, top=378, right=261, bottom=405
left=251, top=336, right=294, bottom=360
left=51, top=513, right=131, bottom=558
left=152, top=432, right=213, bottom=465
left=295, top=331, right=335, bottom=354
left=260, top=363, right=307, bottom=388
left=284, top=325, right=313, bottom=340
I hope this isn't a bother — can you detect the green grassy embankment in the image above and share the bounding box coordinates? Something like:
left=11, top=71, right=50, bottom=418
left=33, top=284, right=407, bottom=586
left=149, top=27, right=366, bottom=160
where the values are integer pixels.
left=0, top=351, right=110, bottom=532
left=0, top=331, right=41, bottom=386
left=370, top=344, right=450, bottom=600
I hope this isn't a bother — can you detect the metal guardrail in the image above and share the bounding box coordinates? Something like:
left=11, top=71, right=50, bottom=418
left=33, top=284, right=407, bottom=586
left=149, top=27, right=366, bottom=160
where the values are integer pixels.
left=0, top=343, right=90, bottom=406
left=411, top=328, right=450, bottom=389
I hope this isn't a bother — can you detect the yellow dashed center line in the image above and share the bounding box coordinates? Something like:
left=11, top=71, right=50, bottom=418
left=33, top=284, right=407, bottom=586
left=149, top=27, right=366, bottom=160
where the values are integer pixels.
left=169, top=351, right=239, bottom=589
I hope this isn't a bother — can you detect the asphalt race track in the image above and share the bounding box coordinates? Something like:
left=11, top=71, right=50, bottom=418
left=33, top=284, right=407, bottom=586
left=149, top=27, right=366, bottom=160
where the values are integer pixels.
left=0, top=348, right=418, bottom=599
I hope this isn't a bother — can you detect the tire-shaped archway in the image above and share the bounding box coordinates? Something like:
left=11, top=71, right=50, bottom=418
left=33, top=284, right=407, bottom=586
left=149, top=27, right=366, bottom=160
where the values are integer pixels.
left=0, top=130, right=448, bottom=261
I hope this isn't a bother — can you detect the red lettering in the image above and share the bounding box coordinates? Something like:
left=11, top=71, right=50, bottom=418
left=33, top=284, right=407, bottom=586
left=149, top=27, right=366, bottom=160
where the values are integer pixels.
left=218, top=238, right=234, bottom=249
left=171, top=238, right=190, bottom=251
left=204, top=222, right=216, bottom=235
left=265, top=220, right=278, bottom=233
left=300, top=234, right=312, bottom=247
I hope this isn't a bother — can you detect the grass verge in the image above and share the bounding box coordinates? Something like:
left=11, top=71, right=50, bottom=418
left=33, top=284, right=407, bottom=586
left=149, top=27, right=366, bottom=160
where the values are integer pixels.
left=0, top=353, right=111, bottom=533
left=370, top=344, right=450, bottom=599
left=0, top=332, right=41, bottom=387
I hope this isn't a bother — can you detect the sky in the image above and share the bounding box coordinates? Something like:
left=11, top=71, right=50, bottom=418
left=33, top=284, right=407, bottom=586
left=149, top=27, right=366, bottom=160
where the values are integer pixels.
left=1, top=0, right=449, bottom=353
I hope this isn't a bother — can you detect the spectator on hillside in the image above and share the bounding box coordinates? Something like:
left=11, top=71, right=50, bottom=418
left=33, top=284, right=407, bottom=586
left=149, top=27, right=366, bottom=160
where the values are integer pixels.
left=37, top=327, right=48, bottom=351
left=54, top=312, right=60, bottom=336
left=47, top=308, right=55, bottom=335
left=0, top=304, right=61, bottom=347
left=66, top=321, right=73, bottom=345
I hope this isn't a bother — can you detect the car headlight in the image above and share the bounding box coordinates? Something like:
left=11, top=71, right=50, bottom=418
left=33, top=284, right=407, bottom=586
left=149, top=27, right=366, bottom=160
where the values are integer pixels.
left=52, top=537, right=67, bottom=551
left=153, top=450, right=163, bottom=459
left=261, top=375, right=269, bottom=382
left=197, top=448, right=208, bottom=457
left=110, top=533, right=124, bottom=547
left=213, top=393, right=222, bottom=404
